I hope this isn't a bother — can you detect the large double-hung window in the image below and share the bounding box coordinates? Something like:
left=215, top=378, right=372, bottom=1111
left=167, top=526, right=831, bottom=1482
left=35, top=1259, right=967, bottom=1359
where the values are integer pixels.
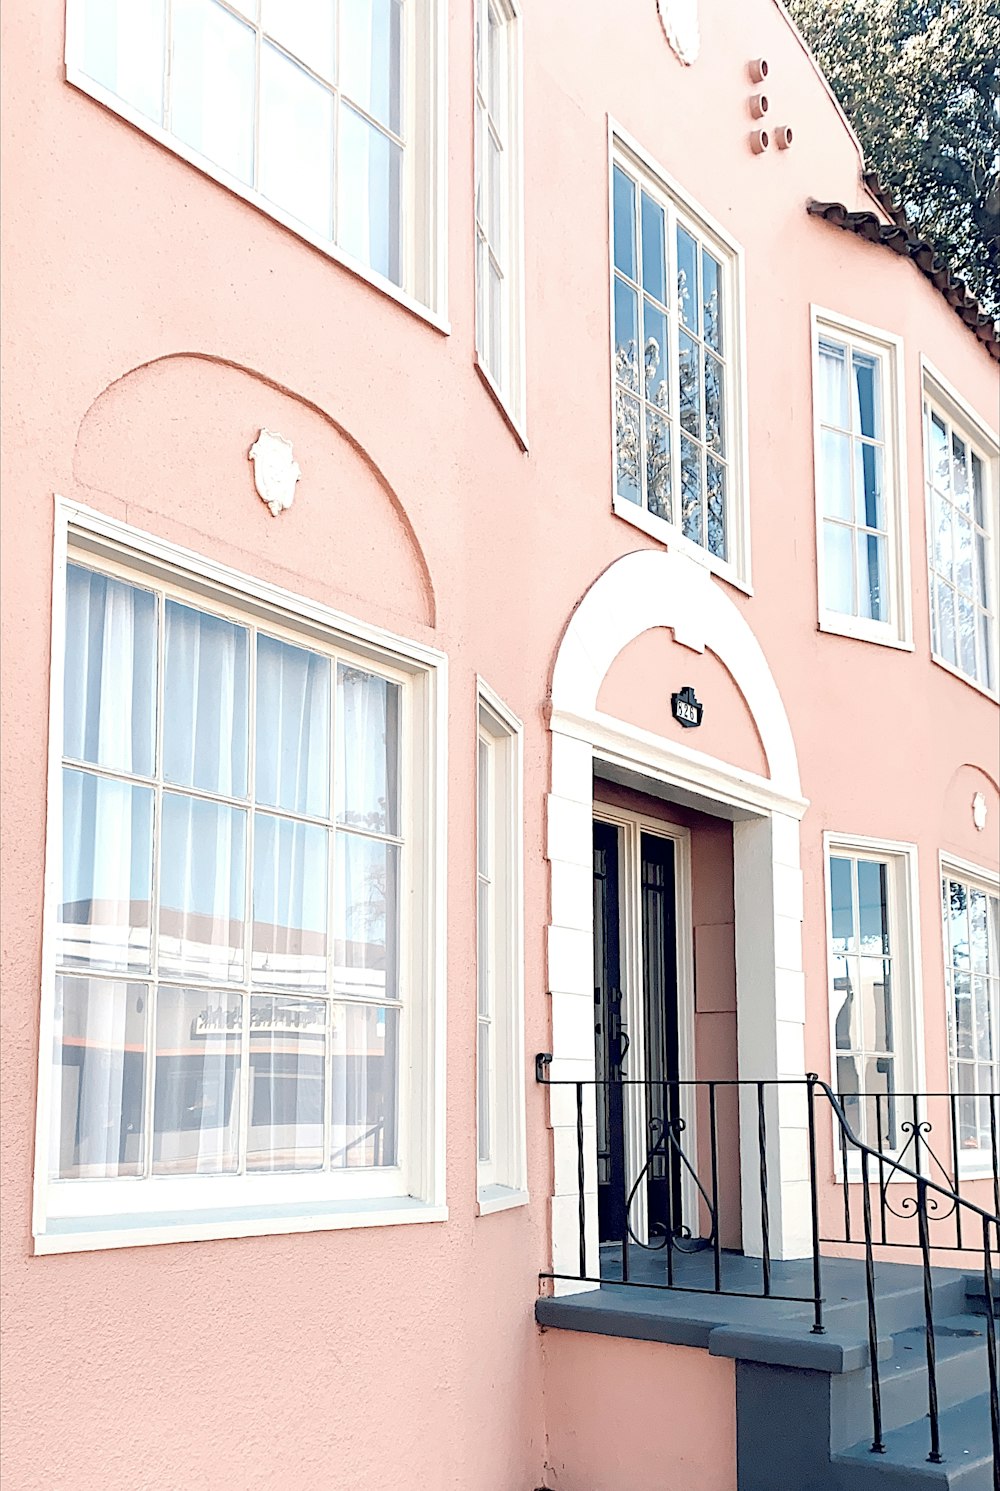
left=35, top=510, right=446, bottom=1252
left=942, top=866, right=999, bottom=1167
left=65, top=0, right=446, bottom=316
left=610, top=135, right=748, bottom=582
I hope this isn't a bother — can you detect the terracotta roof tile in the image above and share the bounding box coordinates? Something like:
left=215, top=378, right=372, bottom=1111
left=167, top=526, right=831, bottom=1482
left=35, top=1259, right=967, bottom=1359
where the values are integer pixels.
left=807, top=177, right=998, bottom=363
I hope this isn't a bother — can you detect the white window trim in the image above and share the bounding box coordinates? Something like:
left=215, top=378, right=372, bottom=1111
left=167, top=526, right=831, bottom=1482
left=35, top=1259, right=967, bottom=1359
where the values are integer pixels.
left=920, top=356, right=1000, bottom=703
left=607, top=118, right=752, bottom=594
left=33, top=497, right=449, bottom=1254
left=810, top=306, right=912, bottom=650
left=63, top=0, right=450, bottom=333
left=472, top=0, right=527, bottom=449
left=475, top=678, right=527, bottom=1213
left=939, top=852, right=1000, bottom=1180
left=822, top=832, right=925, bottom=1184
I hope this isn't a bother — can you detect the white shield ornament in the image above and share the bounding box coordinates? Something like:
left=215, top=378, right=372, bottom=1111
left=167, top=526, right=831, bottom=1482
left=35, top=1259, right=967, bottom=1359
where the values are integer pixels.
left=657, top=0, right=700, bottom=65
left=249, top=429, right=301, bottom=517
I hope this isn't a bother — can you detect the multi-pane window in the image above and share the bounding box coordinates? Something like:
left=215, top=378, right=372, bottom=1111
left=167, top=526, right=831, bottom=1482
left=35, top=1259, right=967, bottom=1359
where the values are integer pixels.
left=474, top=0, right=523, bottom=426
left=51, top=561, right=410, bottom=1191
left=924, top=398, right=996, bottom=691
left=816, top=330, right=895, bottom=629
left=67, top=0, right=444, bottom=310
left=611, top=153, right=740, bottom=567
left=828, top=848, right=912, bottom=1150
left=942, top=871, right=999, bottom=1161
left=476, top=689, right=526, bottom=1207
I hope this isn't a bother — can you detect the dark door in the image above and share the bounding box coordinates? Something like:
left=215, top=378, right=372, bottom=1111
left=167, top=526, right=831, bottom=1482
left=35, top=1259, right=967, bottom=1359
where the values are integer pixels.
left=640, top=832, right=682, bottom=1241
left=593, top=821, right=627, bottom=1243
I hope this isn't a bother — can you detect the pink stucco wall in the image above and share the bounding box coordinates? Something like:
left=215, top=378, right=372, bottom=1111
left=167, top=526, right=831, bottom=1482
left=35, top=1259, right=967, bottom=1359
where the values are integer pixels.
left=1, top=0, right=997, bottom=1485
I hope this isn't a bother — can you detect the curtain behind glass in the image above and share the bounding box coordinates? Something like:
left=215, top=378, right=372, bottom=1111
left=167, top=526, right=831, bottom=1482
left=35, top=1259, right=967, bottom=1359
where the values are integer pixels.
left=64, top=565, right=156, bottom=775
left=163, top=600, right=248, bottom=797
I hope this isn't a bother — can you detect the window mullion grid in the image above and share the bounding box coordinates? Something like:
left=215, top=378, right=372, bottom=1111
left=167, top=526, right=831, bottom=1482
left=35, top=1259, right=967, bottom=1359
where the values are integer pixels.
left=140, top=588, right=168, bottom=1178
left=235, top=621, right=258, bottom=1176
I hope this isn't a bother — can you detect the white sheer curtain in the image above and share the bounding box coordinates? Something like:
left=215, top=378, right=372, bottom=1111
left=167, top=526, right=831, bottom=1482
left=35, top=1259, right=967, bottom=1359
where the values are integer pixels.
left=256, top=634, right=330, bottom=816
left=336, top=665, right=396, bottom=832
left=64, top=563, right=156, bottom=775
left=52, top=975, right=145, bottom=1178
left=163, top=600, right=248, bottom=796
left=60, top=770, right=153, bottom=971
left=158, top=794, right=245, bottom=982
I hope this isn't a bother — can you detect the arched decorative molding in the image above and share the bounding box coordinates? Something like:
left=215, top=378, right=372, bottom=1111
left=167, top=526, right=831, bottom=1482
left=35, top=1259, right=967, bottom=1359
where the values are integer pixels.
left=73, top=351, right=436, bottom=627
left=545, top=550, right=810, bottom=1289
left=552, top=547, right=800, bottom=796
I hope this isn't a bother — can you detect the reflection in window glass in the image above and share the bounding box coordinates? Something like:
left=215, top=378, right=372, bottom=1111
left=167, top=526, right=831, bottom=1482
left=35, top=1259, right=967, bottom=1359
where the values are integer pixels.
left=64, top=565, right=157, bottom=777
left=944, top=875, right=999, bottom=1155
left=60, top=769, right=153, bottom=974
left=247, top=995, right=326, bottom=1171
left=330, top=1003, right=398, bottom=1167
left=252, top=815, right=329, bottom=989
left=153, top=988, right=241, bottom=1174
left=163, top=601, right=248, bottom=797
left=50, top=975, right=147, bottom=1178
left=334, top=834, right=399, bottom=1000
left=158, top=793, right=246, bottom=983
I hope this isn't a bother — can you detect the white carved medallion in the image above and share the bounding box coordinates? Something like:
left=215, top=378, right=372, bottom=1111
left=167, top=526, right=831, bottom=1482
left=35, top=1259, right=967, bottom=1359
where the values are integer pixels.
left=249, top=429, right=301, bottom=517
left=972, top=792, right=988, bottom=832
left=657, top=0, right=700, bottom=65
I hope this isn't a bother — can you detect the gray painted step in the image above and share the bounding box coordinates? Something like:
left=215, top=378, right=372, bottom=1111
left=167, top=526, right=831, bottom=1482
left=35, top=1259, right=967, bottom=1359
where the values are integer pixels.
left=832, top=1393, right=997, bottom=1489
left=832, top=1320, right=990, bottom=1447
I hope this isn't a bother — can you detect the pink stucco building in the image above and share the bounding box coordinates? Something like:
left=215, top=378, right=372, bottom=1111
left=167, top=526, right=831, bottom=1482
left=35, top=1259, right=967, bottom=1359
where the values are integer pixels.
left=1, top=1, right=998, bottom=1487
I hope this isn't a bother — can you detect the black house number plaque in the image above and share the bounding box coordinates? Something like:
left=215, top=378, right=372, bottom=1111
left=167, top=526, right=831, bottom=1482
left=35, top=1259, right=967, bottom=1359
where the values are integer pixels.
left=671, top=685, right=703, bottom=729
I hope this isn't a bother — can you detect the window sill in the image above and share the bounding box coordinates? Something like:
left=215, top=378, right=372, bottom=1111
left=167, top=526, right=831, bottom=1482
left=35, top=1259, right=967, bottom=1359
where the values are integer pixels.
left=66, top=69, right=451, bottom=338
left=611, top=496, right=752, bottom=596
left=33, top=1195, right=449, bottom=1255
left=477, top=1184, right=529, bottom=1216
left=930, top=652, right=1000, bottom=704
left=473, top=356, right=529, bottom=452
left=817, top=615, right=913, bottom=651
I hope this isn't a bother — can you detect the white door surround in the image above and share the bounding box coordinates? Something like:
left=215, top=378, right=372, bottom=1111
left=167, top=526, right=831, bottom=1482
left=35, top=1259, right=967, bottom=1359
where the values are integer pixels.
left=545, top=549, right=809, bottom=1292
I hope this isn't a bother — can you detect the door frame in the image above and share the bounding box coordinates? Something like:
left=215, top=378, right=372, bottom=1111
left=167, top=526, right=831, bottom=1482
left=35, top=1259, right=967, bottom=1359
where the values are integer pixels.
left=592, top=805, right=696, bottom=1248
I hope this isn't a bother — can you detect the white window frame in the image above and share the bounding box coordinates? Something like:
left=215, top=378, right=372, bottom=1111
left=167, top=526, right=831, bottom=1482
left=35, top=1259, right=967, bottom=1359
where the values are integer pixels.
left=63, top=0, right=449, bottom=331
left=607, top=121, right=752, bottom=593
left=810, top=307, right=912, bottom=650
left=920, top=357, right=1000, bottom=701
left=33, top=497, right=449, bottom=1253
left=473, top=0, right=526, bottom=447
left=823, top=833, right=924, bottom=1181
left=939, top=852, right=1000, bottom=1179
left=475, top=681, right=526, bottom=1212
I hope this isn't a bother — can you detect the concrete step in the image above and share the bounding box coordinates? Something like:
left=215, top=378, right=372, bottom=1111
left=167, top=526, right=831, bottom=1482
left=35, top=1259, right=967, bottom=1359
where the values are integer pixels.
left=821, top=1273, right=970, bottom=1339
left=832, top=1319, right=990, bottom=1448
left=965, top=1272, right=1000, bottom=1317
left=832, top=1394, right=997, bottom=1489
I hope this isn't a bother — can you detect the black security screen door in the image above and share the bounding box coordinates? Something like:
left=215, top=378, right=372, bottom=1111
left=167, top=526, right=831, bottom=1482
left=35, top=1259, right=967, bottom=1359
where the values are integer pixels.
left=593, top=822, right=682, bottom=1246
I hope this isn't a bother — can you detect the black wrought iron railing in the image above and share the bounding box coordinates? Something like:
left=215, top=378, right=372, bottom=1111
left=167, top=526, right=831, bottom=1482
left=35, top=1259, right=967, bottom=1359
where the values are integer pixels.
left=536, top=1057, right=1000, bottom=1475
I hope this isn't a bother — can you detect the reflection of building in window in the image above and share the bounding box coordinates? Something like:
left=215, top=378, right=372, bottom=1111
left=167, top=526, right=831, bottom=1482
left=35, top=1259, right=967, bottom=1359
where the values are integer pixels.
left=943, top=873, right=1000, bottom=1155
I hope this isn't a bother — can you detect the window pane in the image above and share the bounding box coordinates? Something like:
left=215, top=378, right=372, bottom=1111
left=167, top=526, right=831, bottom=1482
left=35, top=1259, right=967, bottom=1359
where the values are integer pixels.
left=615, top=391, right=641, bottom=506
left=678, top=333, right=701, bottom=439
left=933, top=493, right=953, bottom=582
left=336, top=665, right=400, bottom=836
left=858, top=532, right=887, bottom=622
left=477, top=738, right=490, bottom=876
left=972, top=453, right=986, bottom=526
left=260, top=0, right=335, bottom=78
left=859, top=957, right=893, bottom=1054
left=330, top=1002, right=398, bottom=1167
left=979, top=612, right=994, bottom=691
left=487, top=132, right=503, bottom=246
left=975, top=531, right=990, bottom=605
left=646, top=407, right=671, bottom=521
left=247, top=995, right=326, bottom=1171
left=823, top=522, right=854, bottom=615
left=854, top=442, right=883, bottom=530
left=640, top=191, right=666, bottom=304
left=171, top=0, right=255, bottom=184
left=340, top=0, right=403, bottom=135
left=830, top=857, right=854, bottom=952
left=338, top=106, right=403, bottom=285
left=958, top=594, right=976, bottom=677
left=158, top=793, right=246, bottom=982
left=256, top=634, right=331, bottom=818
left=488, top=259, right=503, bottom=383
left=253, top=815, right=329, bottom=989
left=706, top=456, right=726, bottom=560
left=50, top=975, right=147, bottom=1178
left=929, top=411, right=950, bottom=492
left=81, top=0, right=165, bottom=122
left=954, top=971, right=974, bottom=1057
left=851, top=352, right=880, bottom=440
left=955, top=514, right=974, bottom=598
left=477, top=876, right=490, bottom=1017
left=680, top=434, right=702, bottom=544
left=819, top=430, right=852, bottom=521
left=832, top=957, right=859, bottom=1050
left=614, top=278, right=639, bottom=391
left=643, top=299, right=669, bottom=406
left=818, top=339, right=849, bottom=429
left=973, top=977, right=993, bottom=1062
left=676, top=226, right=698, bottom=331
left=60, top=769, right=153, bottom=973
left=259, top=45, right=335, bottom=237
left=163, top=600, right=248, bottom=797
left=698, top=252, right=723, bottom=357
left=862, top=1056, right=894, bottom=1145
left=857, top=860, right=889, bottom=954
left=704, top=351, right=725, bottom=456
left=952, top=434, right=970, bottom=513
left=478, top=1018, right=491, bottom=1162
left=152, top=988, right=241, bottom=1174
left=64, top=566, right=157, bottom=776
left=936, top=578, right=957, bottom=665
left=334, top=834, right=399, bottom=999
left=612, top=165, right=636, bottom=279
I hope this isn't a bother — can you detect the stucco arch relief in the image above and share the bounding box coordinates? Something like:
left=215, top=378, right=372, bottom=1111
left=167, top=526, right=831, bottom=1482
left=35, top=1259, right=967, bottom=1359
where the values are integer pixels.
left=545, top=549, right=809, bottom=1285
left=73, top=353, right=435, bottom=629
